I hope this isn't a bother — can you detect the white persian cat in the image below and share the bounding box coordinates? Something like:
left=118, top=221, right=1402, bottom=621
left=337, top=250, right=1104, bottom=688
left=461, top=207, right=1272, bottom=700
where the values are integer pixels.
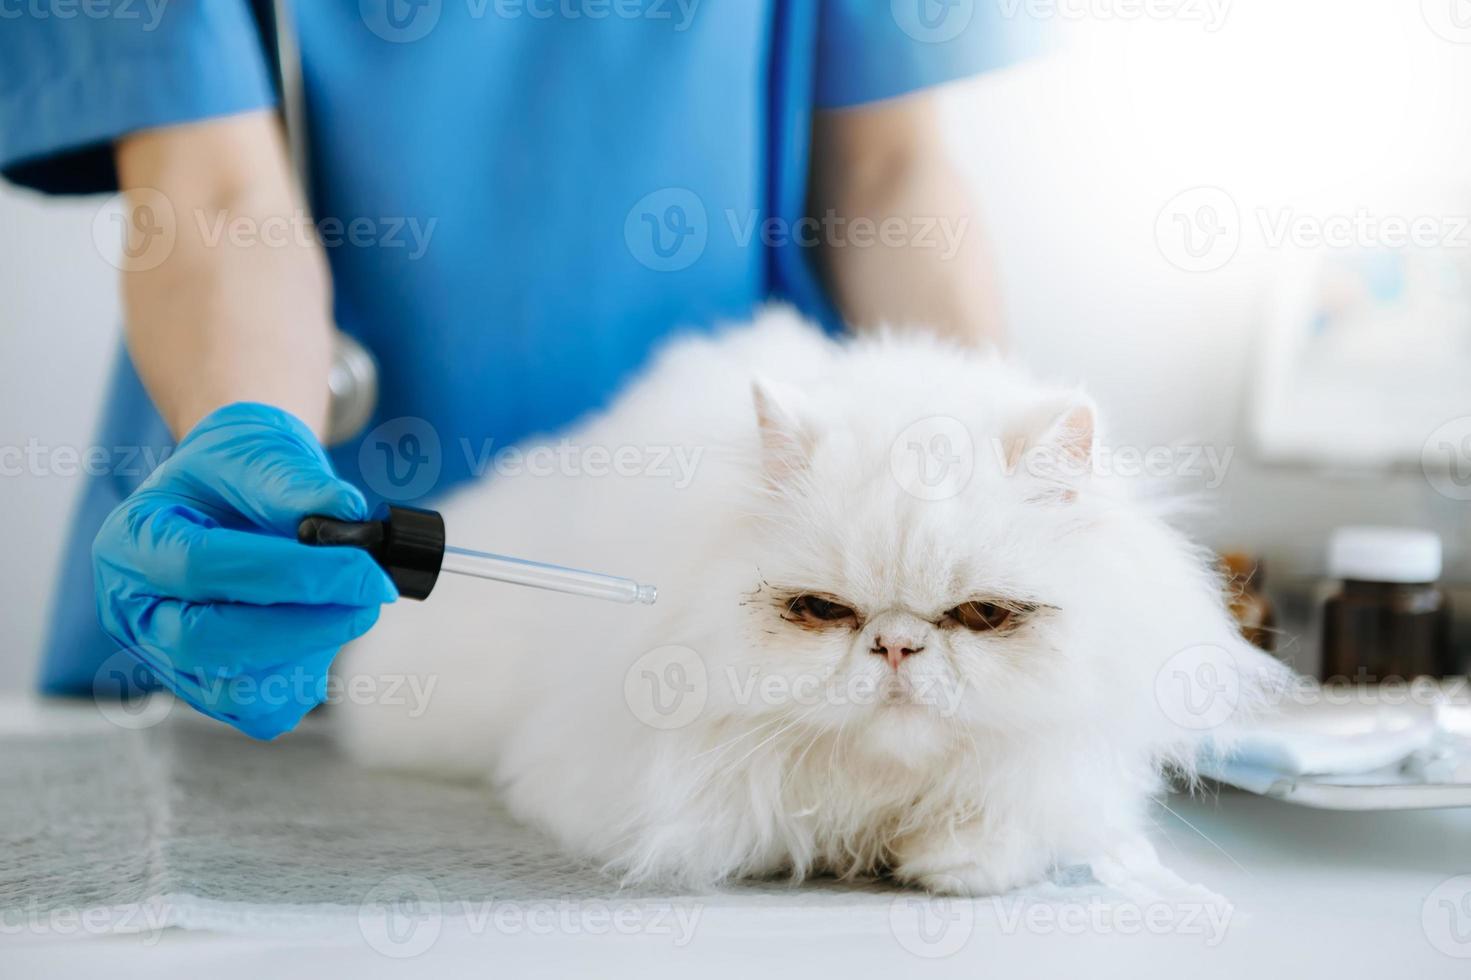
left=336, top=308, right=1285, bottom=894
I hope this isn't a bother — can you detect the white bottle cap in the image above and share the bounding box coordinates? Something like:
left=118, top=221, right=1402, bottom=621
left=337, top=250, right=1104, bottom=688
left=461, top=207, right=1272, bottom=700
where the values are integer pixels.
left=1327, top=526, right=1443, bottom=584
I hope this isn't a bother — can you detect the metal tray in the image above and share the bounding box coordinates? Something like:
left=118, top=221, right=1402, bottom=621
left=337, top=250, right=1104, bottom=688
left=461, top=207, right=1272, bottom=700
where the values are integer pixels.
left=1202, top=696, right=1471, bottom=810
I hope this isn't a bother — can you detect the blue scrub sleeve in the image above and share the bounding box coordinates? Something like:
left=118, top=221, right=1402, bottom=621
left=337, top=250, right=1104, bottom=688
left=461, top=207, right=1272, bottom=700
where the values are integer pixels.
left=0, top=0, right=276, bottom=194
left=815, top=0, right=1048, bottom=108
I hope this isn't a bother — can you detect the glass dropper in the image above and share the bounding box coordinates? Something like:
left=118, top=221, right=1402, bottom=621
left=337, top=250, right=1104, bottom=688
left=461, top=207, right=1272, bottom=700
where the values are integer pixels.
left=441, top=544, right=658, bottom=605
left=298, top=505, right=658, bottom=606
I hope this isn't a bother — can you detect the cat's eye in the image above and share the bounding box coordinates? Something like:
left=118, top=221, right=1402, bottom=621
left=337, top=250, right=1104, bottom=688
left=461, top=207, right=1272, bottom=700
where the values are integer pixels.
left=786, top=595, right=858, bottom=626
left=945, top=600, right=1028, bottom=632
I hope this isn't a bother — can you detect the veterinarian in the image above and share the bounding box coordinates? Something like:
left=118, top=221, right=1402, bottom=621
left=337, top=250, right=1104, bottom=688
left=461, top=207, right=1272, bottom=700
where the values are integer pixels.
left=3, top=1, right=1039, bottom=738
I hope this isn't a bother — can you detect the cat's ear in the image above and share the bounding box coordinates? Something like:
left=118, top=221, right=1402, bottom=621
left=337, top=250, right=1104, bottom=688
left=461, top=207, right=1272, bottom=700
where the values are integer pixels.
left=1037, top=400, right=1097, bottom=469
left=1003, top=395, right=1097, bottom=501
left=752, top=379, right=812, bottom=484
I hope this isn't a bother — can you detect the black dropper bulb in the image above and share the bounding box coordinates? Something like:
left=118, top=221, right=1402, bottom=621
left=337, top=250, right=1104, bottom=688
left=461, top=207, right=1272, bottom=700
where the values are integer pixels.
left=297, top=505, right=445, bottom=601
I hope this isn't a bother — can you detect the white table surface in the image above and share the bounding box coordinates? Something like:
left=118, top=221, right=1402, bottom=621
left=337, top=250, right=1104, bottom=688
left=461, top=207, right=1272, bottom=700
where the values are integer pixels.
left=4, top=696, right=1470, bottom=979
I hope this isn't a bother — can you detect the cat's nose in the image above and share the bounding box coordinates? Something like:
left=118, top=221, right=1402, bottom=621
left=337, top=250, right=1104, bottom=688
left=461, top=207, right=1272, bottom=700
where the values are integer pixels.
left=871, top=635, right=925, bottom=671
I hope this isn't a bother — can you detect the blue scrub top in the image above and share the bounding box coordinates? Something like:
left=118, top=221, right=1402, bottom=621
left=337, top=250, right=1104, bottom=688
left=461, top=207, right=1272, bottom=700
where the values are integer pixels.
left=1, top=0, right=1039, bottom=694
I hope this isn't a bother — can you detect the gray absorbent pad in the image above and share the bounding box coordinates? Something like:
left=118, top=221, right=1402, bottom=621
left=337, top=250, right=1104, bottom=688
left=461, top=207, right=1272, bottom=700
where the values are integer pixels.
left=0, top=700, right=1222, bottom=943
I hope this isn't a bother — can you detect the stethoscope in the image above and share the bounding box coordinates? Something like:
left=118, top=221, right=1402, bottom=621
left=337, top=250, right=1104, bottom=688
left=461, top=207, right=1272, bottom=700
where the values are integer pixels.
left=258, top=0, right=379, bottom=447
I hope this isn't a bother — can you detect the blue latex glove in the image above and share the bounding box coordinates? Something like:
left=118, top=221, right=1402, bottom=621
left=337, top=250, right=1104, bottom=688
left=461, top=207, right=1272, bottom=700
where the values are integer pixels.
left=93, top=402, right=398, bottom=739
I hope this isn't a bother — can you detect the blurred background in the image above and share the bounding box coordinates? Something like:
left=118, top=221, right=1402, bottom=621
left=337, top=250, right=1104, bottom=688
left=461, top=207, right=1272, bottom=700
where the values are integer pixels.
left=3, top=0, right=1470, bottom=687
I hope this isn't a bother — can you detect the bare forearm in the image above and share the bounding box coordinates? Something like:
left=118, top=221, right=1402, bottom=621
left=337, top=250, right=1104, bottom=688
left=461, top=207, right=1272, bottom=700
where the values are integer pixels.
left=811, top=96, right=1004, bottom=347
left=114, top=111, right=334, bottom=439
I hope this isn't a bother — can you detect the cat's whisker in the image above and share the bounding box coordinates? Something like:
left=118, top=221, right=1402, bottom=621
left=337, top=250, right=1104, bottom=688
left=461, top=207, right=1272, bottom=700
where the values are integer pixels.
left=824, top=713, right=850, bottom=777
left=706, top=705, right=826, bottom=787
left=1143, top=810, right=1183, bottom=863
left=597, top=821, right=652, bottom=859
left=952, top=725, right=986, bottom=794
left=1152, top=798, right=1254, bottom=880
left=716, top=710, right=823, bottom=780
left=691, top=715, right=790, bottom=763
left=780, top=724, right=829, bottom=795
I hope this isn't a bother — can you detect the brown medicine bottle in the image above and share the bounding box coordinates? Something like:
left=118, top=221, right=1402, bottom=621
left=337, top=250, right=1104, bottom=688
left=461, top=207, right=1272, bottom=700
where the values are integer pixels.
left=1319, top=527, right=1452, bottom=682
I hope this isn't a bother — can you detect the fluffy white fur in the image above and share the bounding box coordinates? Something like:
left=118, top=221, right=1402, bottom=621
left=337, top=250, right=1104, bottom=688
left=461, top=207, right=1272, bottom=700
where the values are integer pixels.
left=335, top=308, right=1287, bottom=894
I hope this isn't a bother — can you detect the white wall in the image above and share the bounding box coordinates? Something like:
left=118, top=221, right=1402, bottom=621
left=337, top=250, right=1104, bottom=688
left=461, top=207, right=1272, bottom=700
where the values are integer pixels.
left=3, top=1, right=1468, bottom=690
left=0, top=189, right=121, bottom=690
left=945, top=3, right=1471, bottom=578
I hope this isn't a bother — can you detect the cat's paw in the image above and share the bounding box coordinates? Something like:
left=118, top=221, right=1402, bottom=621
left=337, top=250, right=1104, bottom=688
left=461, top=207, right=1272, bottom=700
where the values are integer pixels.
left=893, top=831, right=1050, bottom=896
left=897, top=861, right=1045, bottom=897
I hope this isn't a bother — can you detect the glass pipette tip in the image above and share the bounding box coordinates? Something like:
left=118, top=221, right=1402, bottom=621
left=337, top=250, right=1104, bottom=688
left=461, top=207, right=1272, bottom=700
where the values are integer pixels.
left=441, top=545, right=658, bottom=605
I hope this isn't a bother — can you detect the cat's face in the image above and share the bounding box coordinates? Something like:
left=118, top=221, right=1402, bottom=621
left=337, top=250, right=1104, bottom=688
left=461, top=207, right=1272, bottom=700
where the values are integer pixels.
left=724, top=343, right=1114, bottom=768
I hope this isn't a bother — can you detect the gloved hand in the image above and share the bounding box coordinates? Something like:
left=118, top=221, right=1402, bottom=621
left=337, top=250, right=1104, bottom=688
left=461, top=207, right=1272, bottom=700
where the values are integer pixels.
left=93, top=402, right=397, bottom=739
